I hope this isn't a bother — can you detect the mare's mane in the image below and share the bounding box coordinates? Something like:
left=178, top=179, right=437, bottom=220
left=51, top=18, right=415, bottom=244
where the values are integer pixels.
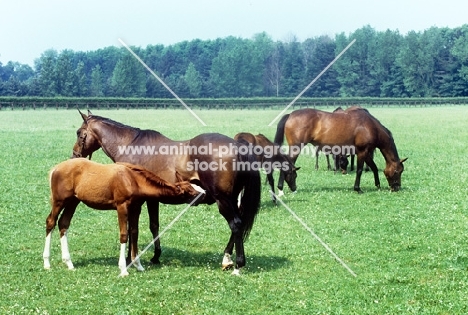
left=88, top=115, right=163, bottom=137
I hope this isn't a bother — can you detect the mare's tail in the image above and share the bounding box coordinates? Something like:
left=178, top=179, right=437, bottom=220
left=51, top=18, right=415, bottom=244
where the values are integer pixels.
left=274, top=114, right=290, bottom=145
left=238, top=153, right=261, bottom=241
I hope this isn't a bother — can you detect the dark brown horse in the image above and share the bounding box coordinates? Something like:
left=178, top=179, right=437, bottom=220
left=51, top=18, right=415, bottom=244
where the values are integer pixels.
left=234, top=132, right=299, bottom=204
left=274, top=107, right=407, bottom=193
left=43, top=158, right=201, bottom=276
left=71, top=110, right=261, bottom=275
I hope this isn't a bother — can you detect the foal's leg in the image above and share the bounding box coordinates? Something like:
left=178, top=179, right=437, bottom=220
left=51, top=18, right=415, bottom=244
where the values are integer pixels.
left=266, top=172, right=277, bottom=204
left=43, top=198, right=66, bottom=269
left=146, top=199, right=162, bottom=264
left=117, top=204, right=130, bottom=276
left=57, top=198, right=80, bottom=270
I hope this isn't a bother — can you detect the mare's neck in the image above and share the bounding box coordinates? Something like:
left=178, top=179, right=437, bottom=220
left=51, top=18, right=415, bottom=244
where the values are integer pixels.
left=378, top=131, right=400, bottom=164
left=92, top=123, right=140, bottom=162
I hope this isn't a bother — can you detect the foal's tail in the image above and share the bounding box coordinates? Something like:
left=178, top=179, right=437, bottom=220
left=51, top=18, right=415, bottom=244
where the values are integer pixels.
left=238, top=153, right=261, bottom=241
left=273, top=114, right=290, bottom=145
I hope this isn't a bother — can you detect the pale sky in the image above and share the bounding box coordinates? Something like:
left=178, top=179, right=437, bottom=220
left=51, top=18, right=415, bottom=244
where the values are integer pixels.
left=1, top=0, right=467, bottom=66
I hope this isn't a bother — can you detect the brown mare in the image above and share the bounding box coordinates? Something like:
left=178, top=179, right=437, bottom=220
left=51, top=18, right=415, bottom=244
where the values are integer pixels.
left=71, top=110, right=261, bottom=275
left=43, top=158, right=201, bottom=276
left=234, top=132, right=299, bottom=204
left=274, top=107, right=407, bottom=193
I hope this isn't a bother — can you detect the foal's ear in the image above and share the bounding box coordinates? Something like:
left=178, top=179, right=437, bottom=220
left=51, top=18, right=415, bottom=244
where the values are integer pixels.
left=295, top=166, right=301, bottom=171
left=400, top=158, right=408, bottom=164
left=87, top=109, right=93, bottom=116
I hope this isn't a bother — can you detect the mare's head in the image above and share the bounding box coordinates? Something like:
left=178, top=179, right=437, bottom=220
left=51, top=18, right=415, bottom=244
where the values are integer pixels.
left=71, top=110, right=102, bottom=159
left=383, top=158, right=408, bottom=192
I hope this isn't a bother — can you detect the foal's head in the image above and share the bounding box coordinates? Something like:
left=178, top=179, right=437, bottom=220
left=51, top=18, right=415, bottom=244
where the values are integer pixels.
left=336, top=154, right=349, bottom=174
left=71, top=110, right=101, bottom=159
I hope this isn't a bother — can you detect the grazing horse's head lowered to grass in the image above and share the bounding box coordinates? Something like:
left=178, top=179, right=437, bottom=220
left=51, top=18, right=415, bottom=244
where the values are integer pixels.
left=234, top=132, right=299, bottom=203
left=274, top=107, right=407, bottom=193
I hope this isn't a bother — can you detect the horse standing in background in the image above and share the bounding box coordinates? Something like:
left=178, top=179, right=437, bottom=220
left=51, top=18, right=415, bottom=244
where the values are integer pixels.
left=274, top=107, right=407, bottom=193
left=234, top=132, right=299, bottom=203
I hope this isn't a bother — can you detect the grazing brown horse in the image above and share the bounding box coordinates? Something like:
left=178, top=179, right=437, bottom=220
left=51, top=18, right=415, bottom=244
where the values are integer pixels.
left=71, top=110, right=261, bottom=275
left=43, top=158, right=201, bottom=276
left=274, top=107, right=407, bottom=193
left=234, top=132, right=299, bottom=203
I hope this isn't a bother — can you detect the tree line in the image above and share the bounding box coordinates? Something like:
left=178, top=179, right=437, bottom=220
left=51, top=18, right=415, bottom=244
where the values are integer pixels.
left=1, top=24, right=468, bottom=98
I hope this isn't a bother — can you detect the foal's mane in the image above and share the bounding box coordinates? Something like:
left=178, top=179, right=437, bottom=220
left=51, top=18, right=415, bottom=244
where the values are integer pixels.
left=117, top=162, right=175, bottom=189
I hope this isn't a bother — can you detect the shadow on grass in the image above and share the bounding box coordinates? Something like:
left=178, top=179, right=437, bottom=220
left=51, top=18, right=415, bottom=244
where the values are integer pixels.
left=74, top=247, right=291, bottom=273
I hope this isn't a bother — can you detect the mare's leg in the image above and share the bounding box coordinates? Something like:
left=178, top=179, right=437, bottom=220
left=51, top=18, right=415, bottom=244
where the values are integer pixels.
left=57, top=198, right=80, bottom=270
left=218, top=198, right=244, bottom=275
left=325, top=154, right=332, bottom=170
left=365, top=151, right=373, bottom=172
left=353, top=153, right=366, bottom=194
left=353, top=150, right=377, bottom=193
left=222, top=234, right=235, bottom=270
left=146, top=199, right=162, bottom=264
left=364, top=155, right=380, bottom=189
left=266, top=172, right=277, bottom=204
left=128, top=203, right=144, bottom=271
left=117, top=204, right=129, bottom=276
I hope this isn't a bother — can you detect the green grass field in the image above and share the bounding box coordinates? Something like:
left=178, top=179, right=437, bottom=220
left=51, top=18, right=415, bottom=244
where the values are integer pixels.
left=0, top=106, right=467, bottom=314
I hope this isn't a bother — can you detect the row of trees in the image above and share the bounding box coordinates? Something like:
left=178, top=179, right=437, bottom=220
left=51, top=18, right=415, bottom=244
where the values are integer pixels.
left=1, top=24, right=468, bottom=98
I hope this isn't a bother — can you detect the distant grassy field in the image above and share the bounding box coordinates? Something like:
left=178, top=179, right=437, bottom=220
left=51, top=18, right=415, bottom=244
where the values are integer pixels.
left=0, top=106, right=467, bottom=314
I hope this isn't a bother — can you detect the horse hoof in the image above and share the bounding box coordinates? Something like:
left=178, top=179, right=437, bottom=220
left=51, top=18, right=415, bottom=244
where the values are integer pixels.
left=222, top=263, right=234, bottom=271
left=150, top=258, right=161, bottom=265
left=277, top=190, right=284, bottom=197
left=119, top=270, right=129, bottom=277
left=231, top=269, right=240, bottom=276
